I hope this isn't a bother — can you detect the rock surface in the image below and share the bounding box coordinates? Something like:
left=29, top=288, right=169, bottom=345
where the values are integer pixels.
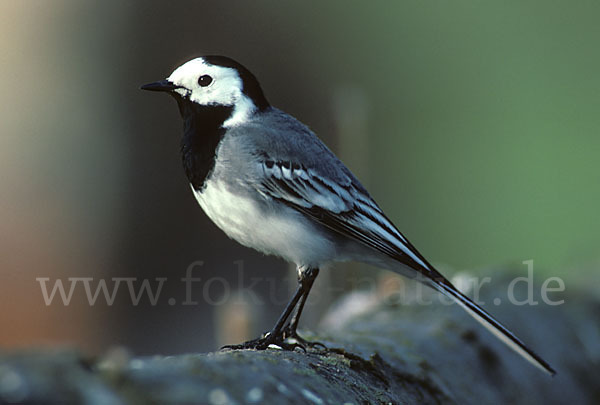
left=1, top=278, right=598, bottom=404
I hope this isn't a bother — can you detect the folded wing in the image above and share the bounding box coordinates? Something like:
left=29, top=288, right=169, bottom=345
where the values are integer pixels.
left=255, top=157, right=432, bottom=273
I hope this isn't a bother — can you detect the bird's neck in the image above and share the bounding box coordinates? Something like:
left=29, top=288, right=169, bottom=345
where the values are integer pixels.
left=177, top=100, right=234, bottom=191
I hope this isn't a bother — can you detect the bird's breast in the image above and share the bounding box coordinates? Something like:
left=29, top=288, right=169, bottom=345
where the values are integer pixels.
left=192, top=179, right=338, bottom=267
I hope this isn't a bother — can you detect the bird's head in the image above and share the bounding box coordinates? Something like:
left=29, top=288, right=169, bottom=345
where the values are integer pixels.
left=142, top=56, right=269, bottom=127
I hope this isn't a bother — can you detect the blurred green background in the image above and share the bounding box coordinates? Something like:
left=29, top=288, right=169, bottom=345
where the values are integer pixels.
left=0, top=1, right=598, bottom=353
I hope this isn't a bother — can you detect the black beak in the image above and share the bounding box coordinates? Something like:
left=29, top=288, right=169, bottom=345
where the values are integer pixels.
left=140, top=79, right=181, bottom=92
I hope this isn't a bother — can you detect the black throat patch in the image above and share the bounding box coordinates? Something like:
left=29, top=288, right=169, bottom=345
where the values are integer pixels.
left=176, top=97, right=234, bottom=191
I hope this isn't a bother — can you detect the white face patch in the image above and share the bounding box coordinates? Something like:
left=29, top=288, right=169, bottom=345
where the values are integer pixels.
left=167, top=57, right=257, bottom=127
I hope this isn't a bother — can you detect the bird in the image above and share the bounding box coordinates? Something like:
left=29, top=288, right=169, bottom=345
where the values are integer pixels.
left=141, top=55, right=555, bottom=376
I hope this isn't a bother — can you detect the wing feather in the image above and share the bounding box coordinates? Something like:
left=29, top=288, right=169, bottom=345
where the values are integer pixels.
left=257, top=158, right=431, bottom=272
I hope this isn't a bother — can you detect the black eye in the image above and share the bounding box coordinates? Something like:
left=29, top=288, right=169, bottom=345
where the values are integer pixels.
left=198, top=75, right=213, bottom=87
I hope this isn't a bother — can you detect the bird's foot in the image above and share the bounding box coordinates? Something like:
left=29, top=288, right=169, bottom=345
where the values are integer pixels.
left=283, top=327, right=327, bottom=351
left=221, top=331, right=303, bottom=351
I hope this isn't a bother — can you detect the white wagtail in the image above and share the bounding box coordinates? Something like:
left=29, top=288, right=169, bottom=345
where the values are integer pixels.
left=141, top=55, right=555, bottom=375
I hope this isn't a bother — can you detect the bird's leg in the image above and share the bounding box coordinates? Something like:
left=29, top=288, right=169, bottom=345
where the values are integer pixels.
left=288, top=267, right=319, bottom=336
left=221, top=268, right=312, bottom=351
left=283, top=268, right=327, bottom=349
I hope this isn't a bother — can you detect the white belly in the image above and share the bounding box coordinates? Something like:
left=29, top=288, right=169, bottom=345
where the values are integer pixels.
left=192, top=181, right=337, bottom=267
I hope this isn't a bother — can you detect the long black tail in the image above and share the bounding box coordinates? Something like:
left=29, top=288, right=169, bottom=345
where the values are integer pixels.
left=430, top=276, right=556, bottom=376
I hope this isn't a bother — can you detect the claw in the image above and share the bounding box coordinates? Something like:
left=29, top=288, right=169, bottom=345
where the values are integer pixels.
left=283, top=327, right=327, bottom=351
left=220, top=334, right=273, bottom=351
left=220, top=331, right=290, bottom=351
left=220, top=328, right=321, bottom=352
left=283, top=340, right=307, bottom=352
